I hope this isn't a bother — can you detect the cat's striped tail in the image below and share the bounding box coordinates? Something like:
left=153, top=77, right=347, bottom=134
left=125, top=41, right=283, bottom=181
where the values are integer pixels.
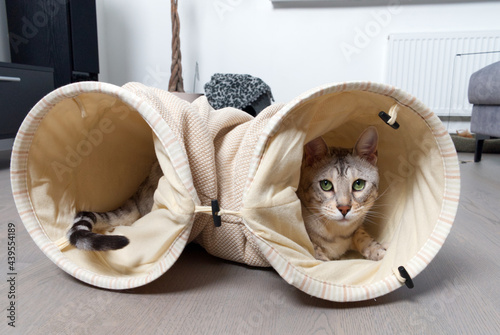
left=67, top=212, right=130, bottom=251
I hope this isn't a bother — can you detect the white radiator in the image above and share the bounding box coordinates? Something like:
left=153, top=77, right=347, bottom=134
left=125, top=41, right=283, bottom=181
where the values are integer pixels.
left=385, top=31, right=500, bottom=117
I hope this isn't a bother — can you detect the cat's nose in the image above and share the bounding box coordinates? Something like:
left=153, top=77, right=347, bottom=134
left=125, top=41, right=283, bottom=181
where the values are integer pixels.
left=337, top=205, right=351, bottom=217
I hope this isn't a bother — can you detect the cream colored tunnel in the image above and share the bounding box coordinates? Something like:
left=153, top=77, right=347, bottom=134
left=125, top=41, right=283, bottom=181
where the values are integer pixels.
left=11, top=82, right=460, bottom=301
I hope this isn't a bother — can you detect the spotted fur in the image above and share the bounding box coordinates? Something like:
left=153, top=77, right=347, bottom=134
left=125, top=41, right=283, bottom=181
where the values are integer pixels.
left=68, top=161, right=162, bottom=251
left=297, top=127, right=386, bottom=261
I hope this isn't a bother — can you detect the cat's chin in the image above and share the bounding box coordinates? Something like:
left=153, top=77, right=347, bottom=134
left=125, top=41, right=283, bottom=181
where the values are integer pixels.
left=335, top=218, right=354, bottom=227
left=330, top=217, right=354, bottom=227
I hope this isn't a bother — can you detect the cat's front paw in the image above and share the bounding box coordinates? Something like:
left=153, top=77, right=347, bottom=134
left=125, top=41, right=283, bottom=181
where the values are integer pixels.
left=314, top=245, right=330, bottom=261
left=362, top=242, right=386, bottom=261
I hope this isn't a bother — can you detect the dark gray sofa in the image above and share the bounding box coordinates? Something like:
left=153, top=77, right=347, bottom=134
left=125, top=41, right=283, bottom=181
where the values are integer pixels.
left=468, top=61, right=500, bottom=162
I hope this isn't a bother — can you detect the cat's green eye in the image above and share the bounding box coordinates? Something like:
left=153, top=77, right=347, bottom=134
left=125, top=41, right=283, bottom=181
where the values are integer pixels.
left=352, top=179, right=366, bottom=191
left=320, top=180, right=334, bottom=192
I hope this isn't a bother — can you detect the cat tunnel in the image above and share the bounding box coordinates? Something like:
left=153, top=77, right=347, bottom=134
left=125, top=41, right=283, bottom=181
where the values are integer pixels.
left=11, top=81, right=460, bottom=302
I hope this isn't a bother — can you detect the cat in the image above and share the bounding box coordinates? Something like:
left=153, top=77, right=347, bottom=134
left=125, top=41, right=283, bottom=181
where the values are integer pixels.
left=297, top=126, right=386, bottom=261
left=67, top=161, right=162, bottom=251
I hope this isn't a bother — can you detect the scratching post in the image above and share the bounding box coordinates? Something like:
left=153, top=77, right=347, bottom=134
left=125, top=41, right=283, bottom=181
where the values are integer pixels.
left=168, top=0, right=184, bottom=92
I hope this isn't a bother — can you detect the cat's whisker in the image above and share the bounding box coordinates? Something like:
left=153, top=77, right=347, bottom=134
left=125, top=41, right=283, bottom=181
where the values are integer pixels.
left=365, top=209, right=387, bottom=218
left=366, top=211, right=388, bottom=218
left=363, top=217, right=382, bottom=226
left=368, top=203, right=392, bottom=208
left=373, top=187, right=391, bottom=202
left=365, top=217, right=386, bottom=223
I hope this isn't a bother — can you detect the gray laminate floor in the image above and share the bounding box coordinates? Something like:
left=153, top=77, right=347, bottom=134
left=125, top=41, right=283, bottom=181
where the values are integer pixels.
left=1, top=151, right=499, bottom=335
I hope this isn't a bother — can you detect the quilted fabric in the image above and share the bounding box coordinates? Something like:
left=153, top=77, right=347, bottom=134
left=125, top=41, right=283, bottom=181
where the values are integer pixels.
left=123, top=82, right=282, bottom=266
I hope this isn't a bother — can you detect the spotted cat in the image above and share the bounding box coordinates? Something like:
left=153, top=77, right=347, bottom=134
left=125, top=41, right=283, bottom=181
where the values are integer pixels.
left=297, top=127, right=386, bottom=261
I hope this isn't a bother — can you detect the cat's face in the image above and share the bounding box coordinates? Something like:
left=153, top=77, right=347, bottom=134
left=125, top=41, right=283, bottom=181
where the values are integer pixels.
left=299, top=127, right=379, bottom=227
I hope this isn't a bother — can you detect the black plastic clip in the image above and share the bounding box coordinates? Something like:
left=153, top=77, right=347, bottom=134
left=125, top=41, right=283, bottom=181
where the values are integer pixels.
left=379, top=111, right=400, bottom=130
left=398, top=266, right=414, bottom=289
left=211, top=199, right=222, bottom=227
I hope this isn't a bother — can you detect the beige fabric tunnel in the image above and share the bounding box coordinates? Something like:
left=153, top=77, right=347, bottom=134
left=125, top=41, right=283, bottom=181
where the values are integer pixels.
left=11, top=81, right=460, bottom=302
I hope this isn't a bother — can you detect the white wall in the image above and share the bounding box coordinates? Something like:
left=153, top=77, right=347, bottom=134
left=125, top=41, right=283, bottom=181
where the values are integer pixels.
left=0, top=0, right=10, bottom=62
left=96, top=0, right=500, bottom=103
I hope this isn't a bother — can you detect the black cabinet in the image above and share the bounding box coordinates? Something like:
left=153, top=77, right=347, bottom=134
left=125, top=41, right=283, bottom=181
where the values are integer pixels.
left=0, top=62, right=54, bottom=139
left=5, top=0, right=99, bottom=88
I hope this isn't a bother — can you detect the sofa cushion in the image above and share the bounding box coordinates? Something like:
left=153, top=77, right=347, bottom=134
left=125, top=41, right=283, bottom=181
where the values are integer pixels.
left=468, top=61, right=500, bottom=105
left=471, top=105, right=500, bottom=137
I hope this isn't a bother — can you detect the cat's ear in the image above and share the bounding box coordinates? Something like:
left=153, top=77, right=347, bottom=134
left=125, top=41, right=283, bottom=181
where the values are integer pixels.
left=353, top=126, right=378, bottom=166
left=304, top=137, right=329, bottom=166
